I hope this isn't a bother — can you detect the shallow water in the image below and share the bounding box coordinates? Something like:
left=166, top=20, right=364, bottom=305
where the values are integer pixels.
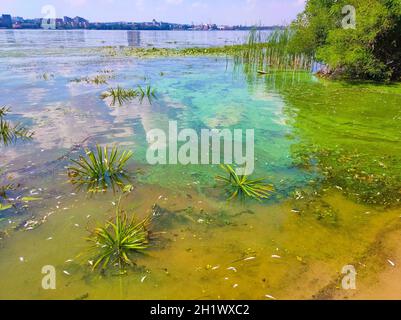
left=0, top=29, right=265, bottom=50
left=1, top=30, right=401, bottom=300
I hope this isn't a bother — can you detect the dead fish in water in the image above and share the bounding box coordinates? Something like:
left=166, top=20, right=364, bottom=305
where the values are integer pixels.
left=387, top=259, right=396, bottom=267
left=212, top=265, right=220, bottom=270
left=231, top=256, right=256, bottom=263
left=233, top=284, right=239, bottom=288
left=227, top=267, right=237, bottom=272
left=271, top=255, right=281, bottom=259
left=19, top=257, right=25, bottom=262
left=243, top=257, right=256, bottom=261
left=65, top=259, right=74, bottom=263
left=265, top=294, right=277, bottom=300
left=63, top=270, right=71, bottom=276
left=141, top=276, right=147, bottom=283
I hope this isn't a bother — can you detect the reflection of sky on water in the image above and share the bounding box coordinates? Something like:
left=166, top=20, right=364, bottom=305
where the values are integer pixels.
left=0, top=29, right=313, bottom=198
left=0, top=29, right=271, bottom=50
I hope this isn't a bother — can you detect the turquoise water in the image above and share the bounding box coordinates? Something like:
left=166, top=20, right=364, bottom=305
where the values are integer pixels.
left=1, top=30, right=401, bottom=300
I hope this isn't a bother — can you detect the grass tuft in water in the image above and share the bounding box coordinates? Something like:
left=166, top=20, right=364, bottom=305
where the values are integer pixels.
left=68, top=145, right=133, bottom=193
left=71, top=75, right=110, bottom=85
left=137, top=85, right=157, bottom=104
left=87, top=203, right=151, bottom=271
left=0, top=107, right=34, bottom=146
left=216, top=164, right=274, bottom=201
left=101, top=85, right=157, bottom=106
left=101, top=86, right=139, bottom=106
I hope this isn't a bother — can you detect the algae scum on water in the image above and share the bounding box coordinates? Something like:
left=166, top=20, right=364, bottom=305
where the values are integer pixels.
left=1, top=30, right=401, bottom=299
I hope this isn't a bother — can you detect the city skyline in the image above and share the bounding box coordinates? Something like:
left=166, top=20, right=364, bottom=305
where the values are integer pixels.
left=0, top=0, right=306, bottom=25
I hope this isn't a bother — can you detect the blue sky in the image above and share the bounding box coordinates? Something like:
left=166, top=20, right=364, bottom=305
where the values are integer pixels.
left=0, top=0, right=306, bottom=25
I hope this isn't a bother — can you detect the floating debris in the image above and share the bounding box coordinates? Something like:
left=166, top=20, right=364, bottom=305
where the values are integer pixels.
left=19, top=257, right=24, bottom=262
left=233, top=284, right=239, bottom=288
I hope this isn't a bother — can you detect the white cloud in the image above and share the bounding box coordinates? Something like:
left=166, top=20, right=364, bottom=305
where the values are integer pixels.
left=165, top=0, right=184, bottom=5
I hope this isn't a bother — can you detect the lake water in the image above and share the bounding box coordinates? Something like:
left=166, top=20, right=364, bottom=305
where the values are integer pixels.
left=1, top=30, right=401, bottom=299
left=0, top=29, right=268, bottom=50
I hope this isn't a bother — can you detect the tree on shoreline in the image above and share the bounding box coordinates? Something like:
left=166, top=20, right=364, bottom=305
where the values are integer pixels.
left=289, top=0, right=401, bottom=81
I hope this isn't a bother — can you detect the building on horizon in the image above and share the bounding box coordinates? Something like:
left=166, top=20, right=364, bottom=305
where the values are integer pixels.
left=0, top=14, right=13, bottom=29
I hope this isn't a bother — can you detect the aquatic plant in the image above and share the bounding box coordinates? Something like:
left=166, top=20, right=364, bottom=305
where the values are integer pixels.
left=71, top=75, right=110, bottom=85
left=215, top=165, right=274, bottom=201
left=68, top=145, right=133, bottom=193
left=0, top=107, right=34, bottom=146
left=0, top=183, right=14, bottom=200
left=101, top=85, right=157, bottom=106
left=39, top=73, right=54, bottom=81
left=101, top=86, right=139, bottom=106
left=87, top=204, right=151, bottom=271
left=233, top=28, right=315, bottom=74
left=137, top=85, right=157, bottom=104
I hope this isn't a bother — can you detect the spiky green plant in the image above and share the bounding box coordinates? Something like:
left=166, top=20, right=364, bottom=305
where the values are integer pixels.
left=137, top=85, right=157, bottom=104
left=0, top=107, right=34, bottom=146
left=101, top=85, right=157, bottom=106
left=101, top=86, right=139, bottom=106
left=68, top=145, right=133, bottom=193
left=87, top=205, right=151, bottom=271
left=216, top=164, right=274, bottom=201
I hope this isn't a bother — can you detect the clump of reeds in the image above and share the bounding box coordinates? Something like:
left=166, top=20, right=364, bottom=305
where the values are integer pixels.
left=137, top=85, right=157, bottom=104
left=233, top=28, right=315, bottom=74
left=216, top=164, right=274, bottom=201
left=0, top=107, right=34, bottom=146
left=71, top=75, right=109, bottom=85
left=101, top=85, right=157, bottom=106
left=67, top=145, right=133, bottom=193
left=87, top=203, right=151, bottom=271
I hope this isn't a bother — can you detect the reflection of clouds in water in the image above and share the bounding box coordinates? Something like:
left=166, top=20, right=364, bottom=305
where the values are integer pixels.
left=23, top=87, right=48, bottom=106
left=107, top=100, right=170, bottom=147
left=25, top=102, right=109, bottom=150
left=0, top=148, right=21, bottom=166
left=162, top=96, right=187, bottom=110
left=203, top=104, right=243, bottom=128
left=251, top=88, right=289, bottom=127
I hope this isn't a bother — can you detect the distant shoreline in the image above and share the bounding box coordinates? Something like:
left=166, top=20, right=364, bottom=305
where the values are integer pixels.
left=0, top=27, right=281, bottom=31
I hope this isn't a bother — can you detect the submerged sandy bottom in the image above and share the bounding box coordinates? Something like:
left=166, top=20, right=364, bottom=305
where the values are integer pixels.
left=1, top=181, right=400, bottom=300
